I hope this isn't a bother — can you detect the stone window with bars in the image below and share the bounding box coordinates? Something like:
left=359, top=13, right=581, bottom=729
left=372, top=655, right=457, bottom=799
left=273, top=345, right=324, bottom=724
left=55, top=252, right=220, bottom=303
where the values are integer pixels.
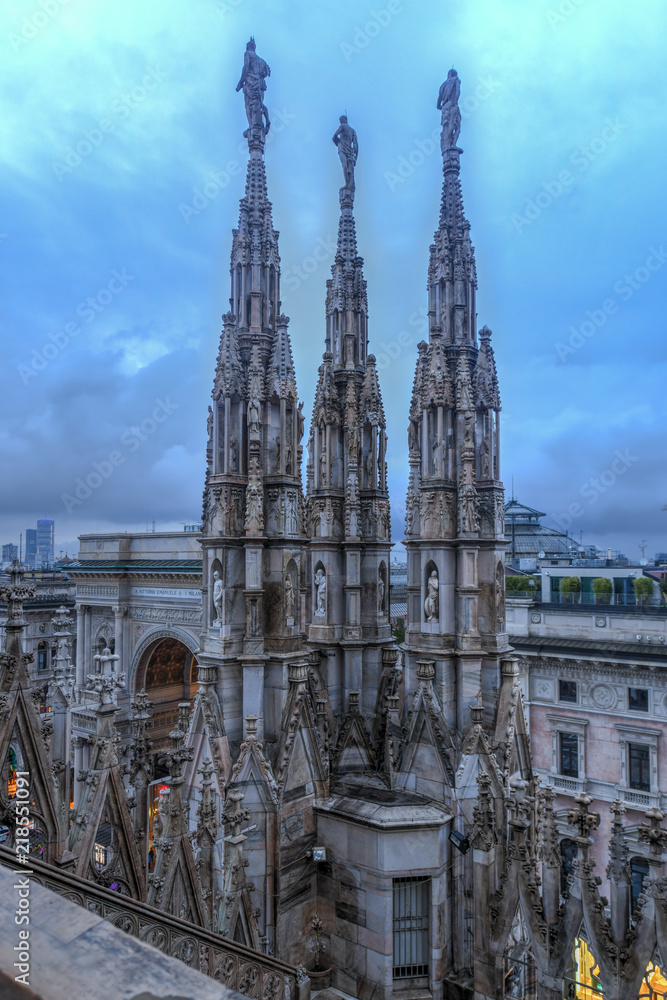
left=392, top=876, right=429, bottom=980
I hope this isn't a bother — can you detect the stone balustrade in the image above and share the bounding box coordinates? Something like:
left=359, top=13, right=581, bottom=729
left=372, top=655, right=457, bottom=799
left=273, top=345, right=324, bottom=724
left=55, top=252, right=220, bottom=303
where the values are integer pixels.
left=0, top=846, right=310, bottom=1000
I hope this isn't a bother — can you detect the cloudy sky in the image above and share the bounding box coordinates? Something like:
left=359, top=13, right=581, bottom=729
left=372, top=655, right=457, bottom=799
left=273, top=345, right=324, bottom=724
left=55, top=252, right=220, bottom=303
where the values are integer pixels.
left=2, top=0, right=666, bottom=560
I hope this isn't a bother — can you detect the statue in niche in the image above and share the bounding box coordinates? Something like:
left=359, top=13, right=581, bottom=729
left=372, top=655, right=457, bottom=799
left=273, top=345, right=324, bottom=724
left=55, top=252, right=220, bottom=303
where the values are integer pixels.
left=275, top=435, right=281, bottom=471
left=463, top=414, right=474, bottom=451
left=432, top=438, right=444, bottom=477
left=378, top=571, right=385, bottom=613
left=365, top=447, right=374, bottom=487
left=285, top=573, right=295, bottom=622
left=424, top=569, right=439, bottom=623
left=332, top=115, right=358, bottom=191
left=347, top=424, right=360, bottom=465
left=236, top=38, right=271, bottom=135
left=314, top=568, right=327, bottom=617
left=481, top=434, right=491, bottom=477
left=212, top=570, right=223, bottom=625
left=285, top=443, right=292, bottom=474
left=248, top=397, right=260, bottom=438
left=320, top=448, right=328, bottom=486
left=437, top=69, right=461, bottom=151
left=228, top=434, right=238, bottom=472
left=408, top=419, right=419, bottom=456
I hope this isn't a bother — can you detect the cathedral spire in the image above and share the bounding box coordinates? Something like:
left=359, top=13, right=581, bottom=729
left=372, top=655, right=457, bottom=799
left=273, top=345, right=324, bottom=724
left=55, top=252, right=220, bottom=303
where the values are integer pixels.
left=429, top=68, right=478, bottom=346
left=404, top=71, right=507, bottom=735
left=325, top=115, right=367, bottom=368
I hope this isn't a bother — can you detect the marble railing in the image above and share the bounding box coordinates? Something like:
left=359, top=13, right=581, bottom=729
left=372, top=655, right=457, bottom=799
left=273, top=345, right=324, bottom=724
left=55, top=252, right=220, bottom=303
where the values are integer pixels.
left=0, top=847, right=309, bottom=1000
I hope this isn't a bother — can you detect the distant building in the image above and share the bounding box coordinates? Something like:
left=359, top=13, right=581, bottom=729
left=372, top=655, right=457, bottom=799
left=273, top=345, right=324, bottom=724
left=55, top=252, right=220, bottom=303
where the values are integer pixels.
left=36, top=519, right=55, bottom=568
left=24, top=528, right=37, bottom=568
left=2, top=543, right=17, bottom=564
left=505, top=498, right=581, bottom=570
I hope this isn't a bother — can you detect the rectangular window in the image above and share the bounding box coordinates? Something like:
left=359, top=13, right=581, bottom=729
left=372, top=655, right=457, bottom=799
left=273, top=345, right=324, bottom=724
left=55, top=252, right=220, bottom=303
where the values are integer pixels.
left=559, top=733, right=579, bottom=778
left=629, top=744, right=650, bottom=791
left=628, top=687, right=649, bottom=712
left=392, top=877, right=429, bottom=979
left=559, top=680, right=577, bottom=703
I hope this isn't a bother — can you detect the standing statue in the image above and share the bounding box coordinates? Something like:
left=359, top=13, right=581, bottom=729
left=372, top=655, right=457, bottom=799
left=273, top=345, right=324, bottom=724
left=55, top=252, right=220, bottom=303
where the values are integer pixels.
left=228, top=434, right=238, bottom=472
left=212, top=570, right=223, bottom=625
left=206, top=405, right=213, bottom=445
left=285, top=573, right=295, bottom=621
left=481, top=434, right=491, bottom=477
left=236, top=38, right=271, bottom=135
left=314, top=568, right=327, bottom=617
left=437, top=69, right=461, bottom=151
left=296, top=402, right=305, bottom=443
left=424, top=569, right=439, bottom=622
left=378, top=571, right=385, bottom=613
left=332, top=115, right=358, bottom=191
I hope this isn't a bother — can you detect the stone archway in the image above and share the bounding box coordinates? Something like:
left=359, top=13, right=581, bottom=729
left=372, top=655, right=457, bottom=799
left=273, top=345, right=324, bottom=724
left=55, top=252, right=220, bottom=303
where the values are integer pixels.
left=135, top=636, right=199, bottom=749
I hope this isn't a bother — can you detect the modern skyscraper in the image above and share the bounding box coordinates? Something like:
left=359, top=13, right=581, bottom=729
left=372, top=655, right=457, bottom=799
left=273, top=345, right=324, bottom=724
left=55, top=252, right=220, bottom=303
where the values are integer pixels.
left=36, top=518, right=55, bottom=568
left=24, top=528, right=37, bottom=568
left=2, top=543, right=18, bottom=564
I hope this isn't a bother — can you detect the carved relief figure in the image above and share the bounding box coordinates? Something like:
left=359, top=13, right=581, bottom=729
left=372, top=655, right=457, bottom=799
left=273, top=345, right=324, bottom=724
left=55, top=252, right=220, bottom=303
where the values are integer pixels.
left=236, top=38, right=271, bottom=135
left=437, top=69, right=461, bottom=151
left=314, top=568, right=327, bottom=617
left=212, top=570, right=223, bottom=626
left=424, top=569, right=439, bottom=622
left=285, top=493, right=298, bottom=535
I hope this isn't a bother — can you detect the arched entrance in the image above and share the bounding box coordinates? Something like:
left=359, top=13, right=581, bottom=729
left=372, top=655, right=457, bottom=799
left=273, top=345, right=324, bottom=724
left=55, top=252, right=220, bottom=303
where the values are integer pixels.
left=135, top=636, right=199, bottom=750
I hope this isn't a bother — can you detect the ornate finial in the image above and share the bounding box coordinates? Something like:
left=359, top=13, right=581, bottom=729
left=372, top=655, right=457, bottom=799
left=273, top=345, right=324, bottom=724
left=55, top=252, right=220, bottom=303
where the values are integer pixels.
left=0, top=558, right=35, bottom=627
left=567, top=792, right=600, bottom=844
left=236, top=37, right=271, bottom=143
left=333, top=114, right=358, bottom=202
left=437, top=68, right=461, bottom=153
left=638, top=807, right=667, bottom=858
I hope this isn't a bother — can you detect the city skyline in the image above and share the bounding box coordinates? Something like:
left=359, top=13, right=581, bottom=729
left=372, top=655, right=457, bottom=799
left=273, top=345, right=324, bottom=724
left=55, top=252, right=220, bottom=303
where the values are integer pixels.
left=2, top=0, right=666, bottom=560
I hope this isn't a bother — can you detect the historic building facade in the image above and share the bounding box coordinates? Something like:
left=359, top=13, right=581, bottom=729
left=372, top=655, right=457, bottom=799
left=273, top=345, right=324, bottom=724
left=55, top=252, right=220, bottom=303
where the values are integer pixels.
left=1, top=46, right=666, bottom=1000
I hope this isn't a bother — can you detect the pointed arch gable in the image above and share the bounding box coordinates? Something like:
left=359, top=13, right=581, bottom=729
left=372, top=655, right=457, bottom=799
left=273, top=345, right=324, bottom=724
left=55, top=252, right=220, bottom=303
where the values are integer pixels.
left=0, top=688, right=60, bottom=855
left=71, top=764, right=144, bottom=899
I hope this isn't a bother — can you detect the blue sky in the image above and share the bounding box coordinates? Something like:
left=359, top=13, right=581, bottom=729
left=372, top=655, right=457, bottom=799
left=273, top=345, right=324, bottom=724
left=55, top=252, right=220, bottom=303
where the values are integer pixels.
left=2, top=0, right=666, bottom=560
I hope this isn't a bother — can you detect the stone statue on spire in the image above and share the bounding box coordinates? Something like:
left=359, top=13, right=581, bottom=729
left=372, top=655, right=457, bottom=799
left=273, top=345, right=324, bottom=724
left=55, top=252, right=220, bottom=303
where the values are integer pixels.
left=332, top=115, right=358, bottom=192
left=236, top=37, right=271, bottom=137
left=437, top=69, right=461, bottom=152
